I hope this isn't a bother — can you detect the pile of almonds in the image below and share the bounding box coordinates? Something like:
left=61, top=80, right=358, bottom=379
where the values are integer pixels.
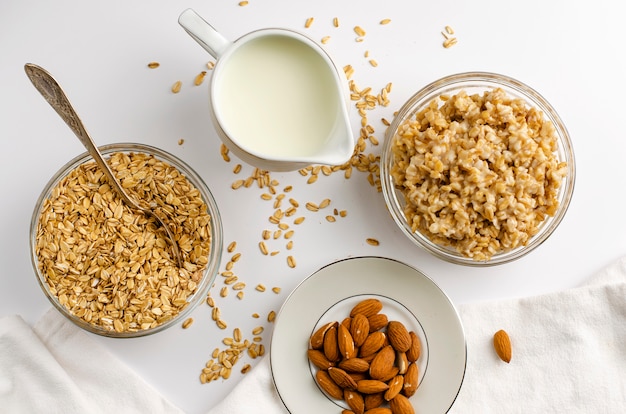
left=307, top=298, right=421, bottom=414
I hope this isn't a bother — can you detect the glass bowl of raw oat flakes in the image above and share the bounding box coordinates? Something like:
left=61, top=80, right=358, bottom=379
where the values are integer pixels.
left=30, top=143, right=223, bottom=337
left=381, top=72, right=575, bottom=266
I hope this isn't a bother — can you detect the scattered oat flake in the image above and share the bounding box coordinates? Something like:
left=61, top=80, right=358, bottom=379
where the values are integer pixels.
left=333, top=17, right=339, bottom=27
left=182, top=318, right=193, bottom=329
left=343, top=64, right=354, bottom=80
left=305, top=17, right=314, bottom=28
left=321, top=36, right=331, bottom=44
left=238, top=1, right=249, bottom=6
left=171, top=81, right=182, bottom=94
left=354, top=26, right=366, bottom=36
left=369, top=59, right=378, bottom=67
left=178, top=138, right=185, bottom=145
left=380, top=18, right=391, bottom=25
left=445, top=25, right=455, bottom=35
left=194, top=71, right=207, bottom=86
left=147, top=62, right=160, bottom=69
left=366, top=238, right=380, bottom=246
left=443, top=37, right=458, bottom=48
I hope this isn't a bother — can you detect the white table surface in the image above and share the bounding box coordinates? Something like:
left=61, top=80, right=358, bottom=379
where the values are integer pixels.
left=1, top=0, right=625, bottom=412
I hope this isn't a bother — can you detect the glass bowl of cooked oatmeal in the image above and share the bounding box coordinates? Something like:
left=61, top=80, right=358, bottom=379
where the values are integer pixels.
left=30, top=143, right=223, bottom=337
left=381, top=72, right=575, bottom=266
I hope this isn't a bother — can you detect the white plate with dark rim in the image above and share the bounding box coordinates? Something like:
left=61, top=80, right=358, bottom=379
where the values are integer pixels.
left=270, top=256, right=466, bottom=413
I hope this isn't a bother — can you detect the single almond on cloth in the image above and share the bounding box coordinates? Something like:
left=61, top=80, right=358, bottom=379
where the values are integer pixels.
left=356, top=379, right=389, bottom=394
left=387, top=321, right=412, bottom=352
left=350, top=298, right=383, bottom=318
left=316, top=370, right=344, bottom=400
left=328, top=367, right=358, bottom=390
left=493, top=329, right=512, bottom=363
left=351, top=313, right=370, bottom=346
left=389, top=394, right=415, bottom=414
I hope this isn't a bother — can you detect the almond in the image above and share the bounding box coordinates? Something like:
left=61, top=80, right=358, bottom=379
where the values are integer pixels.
left=324, top=324, right=340, bottom=362
left=341, top=317, right=352, bottom=330
left=387, top=321, right=412, bottom=352
left=360, top=332, right=386, bottom=357
left=350, top=298, right=383, bottom=318
left=310, top=321, right=335, bottom=349
left=364, top=392, right=385, bottom=410
left=377, top=366, right=399, bottom=383
left=384, top=375, right=404, bottom=401
left=357, top=379, right=389, bottom=394
left=493, top=329, right=512, bottom=363
left=406, top=331, right=421, bottom=362
left=348, top=371, right=369, bottom=382
left=344, top=389, right=365, bottom=414
left=338, top=323, right=356, bottom=359
left=364, top=408, right=392, bottom=414
left=369, top=345, right=395, bottom=380
left=396, top=351, right=409, bottom=375
left=307, top=349, right=334, bottom=370
left=350, top=314, right=370, bottom=347
left=316, top=370, right=344, bottom=400
left=328, top=367, right=358, bottom=390
left=367, top=313, right=388, bottom=332
left=402, top=363, right=418, bottom=398
left=389, top=394, right=414, bottom=414
left=360, top=352, right=377, bottom=363
left=339, top=358, right=370, bottom=373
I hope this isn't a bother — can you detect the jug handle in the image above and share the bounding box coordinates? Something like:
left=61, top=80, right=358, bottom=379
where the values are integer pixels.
left=178, top=8, right=230, bottom=59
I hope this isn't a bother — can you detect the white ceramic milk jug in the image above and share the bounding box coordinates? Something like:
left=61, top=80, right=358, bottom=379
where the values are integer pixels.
left=179, top=9, right=355, bottom=172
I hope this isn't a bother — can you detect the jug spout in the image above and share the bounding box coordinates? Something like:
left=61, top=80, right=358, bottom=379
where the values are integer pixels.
left=307, top=111, right=355, bottom=166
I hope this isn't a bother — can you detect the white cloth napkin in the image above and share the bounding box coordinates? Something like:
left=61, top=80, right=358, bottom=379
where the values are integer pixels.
left=208, top=257, right=626, bottom=414
left=0, top=308, right=183, bottom=414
